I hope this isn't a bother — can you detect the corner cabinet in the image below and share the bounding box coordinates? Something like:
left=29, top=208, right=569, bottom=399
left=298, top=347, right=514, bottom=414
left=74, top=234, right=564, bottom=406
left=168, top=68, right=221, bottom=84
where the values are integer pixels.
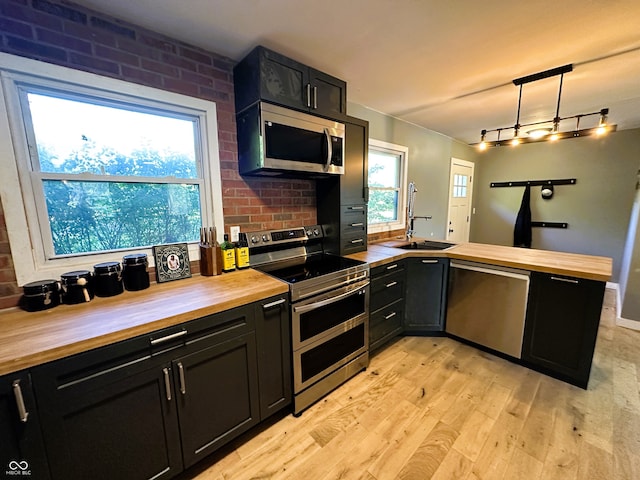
left=404, top=258, right=449, bottom=334
left=522, top=272, right=605, bottom=388
left=0, top=372, right=50, bottom=479
left=31, top=298, right=291, bottom=480
left=234, top=45, right=346, bottom=120
left=369, top=261, right=406, bottom=352
left=317, top=116, right=369, bottom=255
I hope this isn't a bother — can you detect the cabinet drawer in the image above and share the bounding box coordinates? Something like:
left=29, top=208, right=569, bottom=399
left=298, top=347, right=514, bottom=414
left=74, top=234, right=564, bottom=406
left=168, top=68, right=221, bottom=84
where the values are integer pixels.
left=370, top=300, right=404, bottom=351
left=371, top=270, right=405, bottom=312
left=371, top=260, right=405, bottom=278
left=340, top=231, right=367, bottom=254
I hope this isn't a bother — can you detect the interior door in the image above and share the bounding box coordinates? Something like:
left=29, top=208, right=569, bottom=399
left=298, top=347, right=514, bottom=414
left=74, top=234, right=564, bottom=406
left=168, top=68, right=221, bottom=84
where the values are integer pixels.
left=446, top=158, right=474, bottom=242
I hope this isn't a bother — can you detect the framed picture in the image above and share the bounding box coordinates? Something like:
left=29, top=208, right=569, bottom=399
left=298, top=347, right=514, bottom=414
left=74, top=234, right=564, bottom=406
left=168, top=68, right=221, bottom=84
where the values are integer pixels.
left=153, top=243, right=192, bottom=283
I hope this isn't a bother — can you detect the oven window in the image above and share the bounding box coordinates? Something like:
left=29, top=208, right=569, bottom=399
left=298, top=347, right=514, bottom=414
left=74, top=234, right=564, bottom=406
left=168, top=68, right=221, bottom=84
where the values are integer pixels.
left=299, top=290, right=366, bottom=342
left=300, top=324, right=365, bottom=383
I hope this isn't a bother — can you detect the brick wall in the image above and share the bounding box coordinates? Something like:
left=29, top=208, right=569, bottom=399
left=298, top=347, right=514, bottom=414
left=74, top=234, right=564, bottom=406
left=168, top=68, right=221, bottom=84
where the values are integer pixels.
left=0, top=0, right=316, bottom=307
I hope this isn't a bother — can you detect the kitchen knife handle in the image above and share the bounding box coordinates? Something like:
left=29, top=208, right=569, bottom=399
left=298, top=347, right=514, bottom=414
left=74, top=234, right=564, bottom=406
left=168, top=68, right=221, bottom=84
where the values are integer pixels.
left=12, top=380, right=29, bottom=423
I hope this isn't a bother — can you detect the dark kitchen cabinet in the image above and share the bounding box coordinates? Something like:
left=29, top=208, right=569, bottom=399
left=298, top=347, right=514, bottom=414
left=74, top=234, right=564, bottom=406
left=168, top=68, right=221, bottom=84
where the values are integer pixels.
left=522, top=272, right=605, bottom=388
left=369, top=260, right=406, bottom=352
left=404, top=257, right=449, bottom=334
left=31, top=303, right=268, bottom=479
left=234, top=46, right=346, bottom=120
left=317, top=116, right=369, bottom=255
left=254, top=294, right=292, bottom=420
left=0, top=371, right=50, bottom=479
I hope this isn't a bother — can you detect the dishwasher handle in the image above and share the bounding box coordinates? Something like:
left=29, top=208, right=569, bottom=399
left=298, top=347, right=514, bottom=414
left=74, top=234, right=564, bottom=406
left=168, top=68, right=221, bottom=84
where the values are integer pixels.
left=450, top=261, right=530, bottom=281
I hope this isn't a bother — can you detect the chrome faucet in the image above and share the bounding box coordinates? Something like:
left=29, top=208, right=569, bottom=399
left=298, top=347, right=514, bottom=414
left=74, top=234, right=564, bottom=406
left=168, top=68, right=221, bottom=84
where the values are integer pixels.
left=405, top=182, right=432, bottom=240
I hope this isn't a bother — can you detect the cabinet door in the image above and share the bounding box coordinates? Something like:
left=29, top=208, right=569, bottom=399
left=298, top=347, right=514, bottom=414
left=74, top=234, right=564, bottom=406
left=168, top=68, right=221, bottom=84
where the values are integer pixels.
left=522, top=272, right=605, bottom=388
left=33, top=362, right=182, bottom=480
left=255, top=295, right=292, bottom=420
left=404, top=258, right=449, bottom=333
left=341, top=117, right=369, bottom=205
left=259, top=48, right=309, bottom=111
left=309, top=68, right=347, bottom=119
left=174, top=332, right=260, bottom=468
left=0, top=372, right=50, bottom=479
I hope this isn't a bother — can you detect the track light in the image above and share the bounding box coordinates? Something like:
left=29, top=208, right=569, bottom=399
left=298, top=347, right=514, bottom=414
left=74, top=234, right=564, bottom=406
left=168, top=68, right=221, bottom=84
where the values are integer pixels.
left=475, top=65, right=615, bottom=149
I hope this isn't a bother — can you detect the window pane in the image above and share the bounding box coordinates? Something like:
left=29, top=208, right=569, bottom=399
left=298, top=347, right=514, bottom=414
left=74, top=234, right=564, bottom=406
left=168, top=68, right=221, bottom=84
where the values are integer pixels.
left=28, top=93, right=198, bottom=178
left=368, top=151, right=400, bottom=188
left=43, top=180, right=201, bottom=255
left=368, top=189, right=399, bottom=224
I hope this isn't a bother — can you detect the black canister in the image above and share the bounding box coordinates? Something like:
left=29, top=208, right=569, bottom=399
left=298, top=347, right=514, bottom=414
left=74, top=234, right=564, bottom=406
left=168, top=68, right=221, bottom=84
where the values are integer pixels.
left=21, top=279, right=61, bottom=312
left=61, top=270, right=94, bottom=304
left=122, top=253, right=150, bottom=291
left=93, top=261, right=124, bottom=297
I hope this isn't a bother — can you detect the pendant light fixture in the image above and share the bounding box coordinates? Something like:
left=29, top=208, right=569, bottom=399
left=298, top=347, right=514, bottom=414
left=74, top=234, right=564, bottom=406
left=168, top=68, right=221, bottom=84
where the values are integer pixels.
left=476, top=64, right=615, bottom=149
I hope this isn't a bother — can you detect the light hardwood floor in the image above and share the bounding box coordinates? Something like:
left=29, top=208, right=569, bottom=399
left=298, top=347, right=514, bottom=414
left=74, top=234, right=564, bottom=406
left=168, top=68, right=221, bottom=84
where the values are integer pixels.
left=182, top=289, right=640, bottom=479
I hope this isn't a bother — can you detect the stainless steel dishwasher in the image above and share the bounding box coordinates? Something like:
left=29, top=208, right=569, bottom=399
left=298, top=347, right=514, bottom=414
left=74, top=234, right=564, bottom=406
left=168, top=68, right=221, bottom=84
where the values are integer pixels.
left=446, top=260, right=530, bottom=358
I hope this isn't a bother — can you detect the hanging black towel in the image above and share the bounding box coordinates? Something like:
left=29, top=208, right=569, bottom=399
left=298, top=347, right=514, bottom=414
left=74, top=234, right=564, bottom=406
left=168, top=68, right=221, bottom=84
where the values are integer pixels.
left=513, top=185, right=532, bottom=247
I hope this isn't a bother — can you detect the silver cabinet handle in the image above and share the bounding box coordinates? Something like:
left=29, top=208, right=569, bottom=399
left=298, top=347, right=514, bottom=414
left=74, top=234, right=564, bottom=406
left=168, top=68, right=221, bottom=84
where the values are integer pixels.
left=350, top=222, right=364, bottom=227
left=306, top=84, right=311, bottom=108
left=386, top=264, right=398, bottom=270
left=551, top=276, right=579, bottom=284
left=385, top=281, right=398, bottom=288
left=150, top=329, right=187, bottom=346
left=349, top=206, right=365, bottom=210
left=384, top=312, right=397, bottom=320
left=313, top=86, right=318, bottom=109
left=421, top=259, right=439, bottom=264
left=177, top=362, right=186, bottom=395
left=351, top=238, right=364, bottom=244
left=12, top=380, right=29, bottom=423
left=263, top=298, right=286, bottom=309
left=294, top=282, right=370, bottom=314
left=163, top=368, right=172, bottom=401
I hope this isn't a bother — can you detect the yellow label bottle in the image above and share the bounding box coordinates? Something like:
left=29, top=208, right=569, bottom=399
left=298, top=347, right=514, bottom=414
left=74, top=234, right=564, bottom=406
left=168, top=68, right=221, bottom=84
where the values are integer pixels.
left=221, top=234, right=236, bottom=272
left=235, top=233, right=250, bottom=269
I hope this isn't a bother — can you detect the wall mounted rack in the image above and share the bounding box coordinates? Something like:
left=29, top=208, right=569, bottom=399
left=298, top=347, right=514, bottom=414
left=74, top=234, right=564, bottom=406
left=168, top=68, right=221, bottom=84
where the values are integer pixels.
left=531, top=222, right=568, bottom=229
left=490, top=178, right=576, bottom=188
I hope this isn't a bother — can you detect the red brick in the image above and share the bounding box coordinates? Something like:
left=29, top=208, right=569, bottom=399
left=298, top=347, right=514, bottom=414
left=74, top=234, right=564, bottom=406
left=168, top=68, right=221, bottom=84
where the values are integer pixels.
left=0, top=17, right=34, bottom=39
left=95, top=44, right=139, bottom=66
left=162, top=77, right=198, bottom=97
left=63, top=21, right=116, bottom=46
left=161, top=52, right=197, bottom=72
left=179, top=46, right=212, bottom=65
left=121, top=65, right=162, bottom=88
left=69, top=51, right=119, bottom=75
left=140, top=58, right=179, bottom=77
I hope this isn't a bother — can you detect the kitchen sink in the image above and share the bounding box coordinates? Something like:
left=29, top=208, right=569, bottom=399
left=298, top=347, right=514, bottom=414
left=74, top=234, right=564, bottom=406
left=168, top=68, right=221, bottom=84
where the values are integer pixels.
left=397, top=241, right=456, bottom=250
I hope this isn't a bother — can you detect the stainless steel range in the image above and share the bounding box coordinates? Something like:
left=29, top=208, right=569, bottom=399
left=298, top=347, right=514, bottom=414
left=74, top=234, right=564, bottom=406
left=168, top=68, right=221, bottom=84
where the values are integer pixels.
left=248, top=225, right=370, bottom=415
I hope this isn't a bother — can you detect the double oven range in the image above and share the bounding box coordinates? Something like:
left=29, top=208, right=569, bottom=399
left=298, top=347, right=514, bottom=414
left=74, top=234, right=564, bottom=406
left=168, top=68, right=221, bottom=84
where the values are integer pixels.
left=248, top=225, right=369, bottom=415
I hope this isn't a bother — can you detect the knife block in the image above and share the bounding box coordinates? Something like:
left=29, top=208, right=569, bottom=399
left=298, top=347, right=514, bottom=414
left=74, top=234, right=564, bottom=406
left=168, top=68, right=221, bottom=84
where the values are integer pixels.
left=200, top=245, right=223, bottom=276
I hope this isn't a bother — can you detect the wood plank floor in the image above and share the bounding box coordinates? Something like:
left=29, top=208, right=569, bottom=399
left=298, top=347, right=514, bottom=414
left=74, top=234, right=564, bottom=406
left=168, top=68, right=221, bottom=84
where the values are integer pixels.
left=181, top=289, right=640, bottom=479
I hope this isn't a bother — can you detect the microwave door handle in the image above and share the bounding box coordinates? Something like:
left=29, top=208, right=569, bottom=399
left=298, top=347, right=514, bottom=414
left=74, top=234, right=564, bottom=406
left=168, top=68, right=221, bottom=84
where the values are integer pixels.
left=323, top=128, right=332, bottom=171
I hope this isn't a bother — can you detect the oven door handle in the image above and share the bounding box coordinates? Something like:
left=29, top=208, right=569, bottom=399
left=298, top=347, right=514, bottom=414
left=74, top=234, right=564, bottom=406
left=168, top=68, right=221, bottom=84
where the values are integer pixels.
left=300, top=273, right=369, bottom=299
left=293, top=281, right=369, bottom=314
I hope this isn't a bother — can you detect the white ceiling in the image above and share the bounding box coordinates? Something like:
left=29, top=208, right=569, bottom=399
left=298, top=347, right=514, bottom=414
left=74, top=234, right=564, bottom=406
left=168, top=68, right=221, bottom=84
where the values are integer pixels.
left=72, top=0, right=640, bottom=145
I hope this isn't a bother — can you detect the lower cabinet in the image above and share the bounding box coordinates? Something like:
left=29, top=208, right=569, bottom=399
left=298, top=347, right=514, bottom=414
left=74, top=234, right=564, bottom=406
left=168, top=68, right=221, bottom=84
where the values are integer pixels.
left=31, top=298, right=291, bottom=480
left=404, top=257, right=449, bottom=334
left=0, top=371, right=50, bottom=479
left=522, top=272, right=605, bottom=388
left=369, top=260, right=405, bottom=351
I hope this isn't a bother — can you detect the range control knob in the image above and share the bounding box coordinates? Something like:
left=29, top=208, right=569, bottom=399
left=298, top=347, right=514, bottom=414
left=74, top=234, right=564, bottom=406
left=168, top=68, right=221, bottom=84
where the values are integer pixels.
left=313, top=228, right=320, bottom=236
left=250, top=235, right=259, bottom=244
left=262, top=234, right=270, bottom=242
left=305, top=229, right=312, bottom=236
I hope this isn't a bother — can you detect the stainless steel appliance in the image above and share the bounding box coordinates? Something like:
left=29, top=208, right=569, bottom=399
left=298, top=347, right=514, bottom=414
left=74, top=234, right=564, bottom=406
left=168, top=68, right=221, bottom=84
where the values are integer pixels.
left=248, top=225, right=369, bottom=415
left=446, top=260, right=530, bottom=358
left=236, top=102, right=345, bottom=177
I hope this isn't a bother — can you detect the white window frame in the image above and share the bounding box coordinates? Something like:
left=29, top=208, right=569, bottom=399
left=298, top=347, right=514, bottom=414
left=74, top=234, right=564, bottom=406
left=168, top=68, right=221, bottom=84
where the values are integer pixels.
left=367, top=139, right=408, bottom=234
left=0, top=53, right=224, bottom=285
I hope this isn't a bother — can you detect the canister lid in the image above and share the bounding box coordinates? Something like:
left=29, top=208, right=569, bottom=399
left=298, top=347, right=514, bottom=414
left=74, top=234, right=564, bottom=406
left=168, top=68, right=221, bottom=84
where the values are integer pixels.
left=123, top=253, right=148, bottom=266
left=60, top=270, right=92, bottom=284
left=94, top=261, right=121, bottom=274
left=23, top=279, right=59, bottom=295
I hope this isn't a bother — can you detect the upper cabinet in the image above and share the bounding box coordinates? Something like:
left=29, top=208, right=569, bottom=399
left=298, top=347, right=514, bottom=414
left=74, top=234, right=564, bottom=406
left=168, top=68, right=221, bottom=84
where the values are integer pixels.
left=234, top=46, right=347, bottom=120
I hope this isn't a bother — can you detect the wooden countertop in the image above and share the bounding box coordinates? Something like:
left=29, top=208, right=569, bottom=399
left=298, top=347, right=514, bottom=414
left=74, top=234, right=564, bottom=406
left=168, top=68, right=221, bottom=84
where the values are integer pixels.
left=0, top=270, right=288, bottom=376
left=350, top=239, right=612, bottom=282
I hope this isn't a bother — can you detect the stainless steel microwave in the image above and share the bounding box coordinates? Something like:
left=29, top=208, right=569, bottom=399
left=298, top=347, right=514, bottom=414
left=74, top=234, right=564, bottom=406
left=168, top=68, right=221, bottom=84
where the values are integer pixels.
left=237, top=102, right=345, bottom=177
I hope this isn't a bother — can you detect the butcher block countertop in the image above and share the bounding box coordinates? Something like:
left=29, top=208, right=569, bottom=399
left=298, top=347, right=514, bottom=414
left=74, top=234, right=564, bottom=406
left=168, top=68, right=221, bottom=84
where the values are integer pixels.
left=349, top=239, right=613, bottom=282
left=0, top=269, right=288, bottom=376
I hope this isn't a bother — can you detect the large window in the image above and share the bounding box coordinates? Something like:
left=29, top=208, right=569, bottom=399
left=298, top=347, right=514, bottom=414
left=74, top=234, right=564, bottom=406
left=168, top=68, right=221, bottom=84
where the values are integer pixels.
left=367, top=139, right=408, bottom=233
left=0, top=53, right=223, bottom=285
